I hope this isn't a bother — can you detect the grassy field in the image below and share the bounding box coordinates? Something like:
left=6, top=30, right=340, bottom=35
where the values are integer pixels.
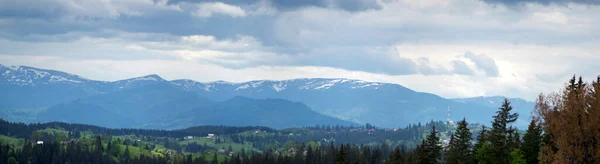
left=179, top=137, right=258, bottom=153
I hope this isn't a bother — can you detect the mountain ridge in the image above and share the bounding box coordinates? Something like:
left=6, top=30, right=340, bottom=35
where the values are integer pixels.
left=0, top=64, right=535, bottom=128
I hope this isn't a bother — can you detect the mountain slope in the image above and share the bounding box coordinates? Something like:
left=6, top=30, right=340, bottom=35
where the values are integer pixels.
left=141, top=96, right=356, bottom=129
left=37, top=82, right=197, bottom=128
left=170, top=79, right=515, bottom=128
left=0, top=64, right=168, bottom=108
left=1, top=64, right=535, bottom=128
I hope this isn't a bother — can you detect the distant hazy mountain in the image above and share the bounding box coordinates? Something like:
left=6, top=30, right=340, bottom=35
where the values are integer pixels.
left=451, top=96, right=536, bottom=127
left=37, top=82, right=354, bottom=129
left=1, top=64, right=535, bottom=129
left=140, top=96, right=356, bottom=129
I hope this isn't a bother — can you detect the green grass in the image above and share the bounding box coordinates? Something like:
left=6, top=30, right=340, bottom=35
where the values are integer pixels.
left=179, top=137, right=259, bottom=153
left=38, top=128, right=69, bottom=135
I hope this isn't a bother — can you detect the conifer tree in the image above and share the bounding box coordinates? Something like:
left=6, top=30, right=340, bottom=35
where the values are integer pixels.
left=123, top=145, right=130, bottom=160
left=336, top=144, right=348, bottom=164
left=421, top=126, right=441, bottom=164
left=489, top=99, right=518, bottom=164
left=521, top=120, right=542, bottom=164
left=446, top=119, right=473, bottom=164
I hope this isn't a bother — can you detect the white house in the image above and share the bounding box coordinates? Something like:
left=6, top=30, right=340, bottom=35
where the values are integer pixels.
left=36, top=141, right=44, bottom=145
left=185, top=136, right=194, bottom=139
left=207, top=134, right=215, bottom=139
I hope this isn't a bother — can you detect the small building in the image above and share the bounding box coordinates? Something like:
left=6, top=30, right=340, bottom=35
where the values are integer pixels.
left=393, top=128, right=399, bottom=132
left=207, top=134, right=215, bottom=139
left=36, top=141, right=44, bottom=145
left=185, top=136, right=194, bottom=139
left=218, top=149, right=226, bottom=154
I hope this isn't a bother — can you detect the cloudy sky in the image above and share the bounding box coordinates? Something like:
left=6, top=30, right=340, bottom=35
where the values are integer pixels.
left=1, top=0, right=599, bottom=100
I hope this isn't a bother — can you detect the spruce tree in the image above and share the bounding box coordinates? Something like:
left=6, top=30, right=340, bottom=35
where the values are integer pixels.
left=336, top=144, right=348, bottom=164
left=489, top=99, right=518, bottom=164
left=521, top=120, right=542, bottom=164
left=123, top=145, right=130, bottom=160
left=388, top=147, right=406, bottom=164
left=422, top=126, right=441, bottom=164
left=94, top=136, right=103, bottom=153
left=446, top=119, right=473, bottom=164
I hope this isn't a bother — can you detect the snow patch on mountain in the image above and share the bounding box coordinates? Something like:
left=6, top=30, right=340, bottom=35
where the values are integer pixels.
left=236, top=84, right=250, bottom=90
left=49, top=75, right=82, bottom=83
left=352, top=82, right=381, bottom=89
left=272, top=82, right=287, bottom=92
left=250, top=81, right=265, bottom=88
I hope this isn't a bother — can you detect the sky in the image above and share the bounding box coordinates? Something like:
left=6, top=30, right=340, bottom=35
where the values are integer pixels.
left=0, top=0, right=599, bottom=101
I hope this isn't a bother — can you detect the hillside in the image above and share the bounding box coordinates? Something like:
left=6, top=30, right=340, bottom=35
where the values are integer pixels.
left=37, top=83, right=354, bottom=129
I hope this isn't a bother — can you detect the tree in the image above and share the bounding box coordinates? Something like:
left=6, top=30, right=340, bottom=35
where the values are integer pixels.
left=109, top=140, right=122, bottom=157
left=336, top=144, right=348, bottom=164
left=509, top=149, right=525, bottom=164
left=94, top=135, right=103, bottom=153
left=388, top=147, right=406, bottom=164
left=489, top=99, right=519, bottom=164
left=123, top=145, right=131, bottom=160
left=475, top=126, right=493, bottom=164
left=475, top=142, right=494, bottom=164
left=7, top=157, right=18, bottom=164
left=474, top=125, right=487, bottom=152
left=421, top=126, right=441, bottom=164
left=446, top=119, right=473, bottom=164
left=521, top=120, right=542, bottom=164
left=31, top=131, right=42, bottom=141
left=211, top=153, right=218, bottom=164
left=536, top=76, right=600, bottom=163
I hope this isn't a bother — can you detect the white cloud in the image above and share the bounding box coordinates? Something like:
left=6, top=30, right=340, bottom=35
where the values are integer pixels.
left=1, top=0, right=600, bottom=100
left=194, top=2, right=246, bottom=18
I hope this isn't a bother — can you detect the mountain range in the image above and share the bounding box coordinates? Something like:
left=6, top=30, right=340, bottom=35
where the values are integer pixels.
left=0, top=64, right=535, bottom=129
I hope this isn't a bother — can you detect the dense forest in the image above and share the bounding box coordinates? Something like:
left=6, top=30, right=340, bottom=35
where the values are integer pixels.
left=1, top=75, right=599, bottom=163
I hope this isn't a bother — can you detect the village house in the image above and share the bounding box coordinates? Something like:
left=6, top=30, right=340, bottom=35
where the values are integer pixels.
left=207, top=134, right=215, bottom=139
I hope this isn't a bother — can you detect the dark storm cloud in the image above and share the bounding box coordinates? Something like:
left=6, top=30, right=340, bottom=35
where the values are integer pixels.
left=166, top=0, right=382, bottom=12
left=482, top=0, right=600, bottom=6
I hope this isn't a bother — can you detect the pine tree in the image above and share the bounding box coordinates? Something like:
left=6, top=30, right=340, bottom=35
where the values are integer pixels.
left=336, top=144, right=348, bottom=164
left=123, top=145, right=130, bottom=160
left=446, top=119, right=473, bottom=164
left=94, top=136, right=103, bottom=153
left=521, top=120, right=542, bottom=164
left=474, top=125, right=487, bottom=151
left=106, top=140, right=112, bottom=154
left=388, top=147, right=406, bottom=164
left=511, top=130, right=521, bottom=150
left=211, top=153, right=218, bottom=164
left=421, top=126, right=441, bottom=164
left=307, top=145, right=315, bottom=164
left=509, top=149, right=525, bottom=164
left=489, top=99, right=519, bottom=164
